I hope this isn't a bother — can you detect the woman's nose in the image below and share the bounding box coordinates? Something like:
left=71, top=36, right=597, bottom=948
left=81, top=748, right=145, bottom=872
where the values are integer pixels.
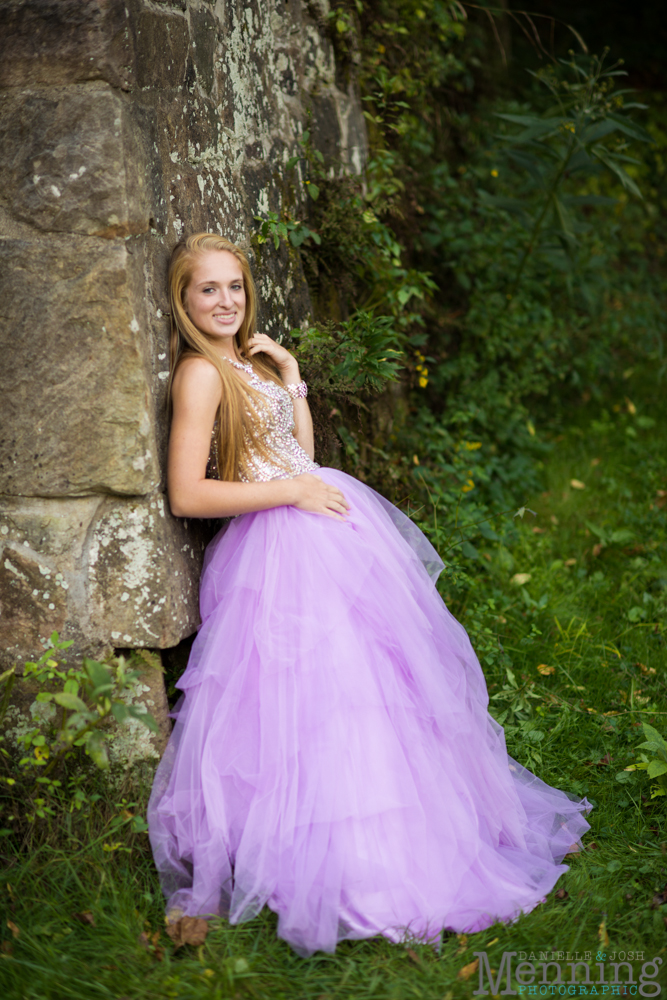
left=217, top=287, right=233, bottom=307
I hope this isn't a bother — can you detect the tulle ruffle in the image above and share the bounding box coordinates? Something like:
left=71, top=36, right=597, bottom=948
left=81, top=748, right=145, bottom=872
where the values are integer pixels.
left=148, top=469, right=590, bottom=956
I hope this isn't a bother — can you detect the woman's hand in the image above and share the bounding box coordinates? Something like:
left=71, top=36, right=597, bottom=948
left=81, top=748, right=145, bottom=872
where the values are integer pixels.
left=247, top=333, right=300, bottom=380
left=291, top=473, right=350, bottom=521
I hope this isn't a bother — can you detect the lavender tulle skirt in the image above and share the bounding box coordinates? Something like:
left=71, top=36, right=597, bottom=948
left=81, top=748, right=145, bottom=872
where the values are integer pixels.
left=148, top=469, right=590, bottom=956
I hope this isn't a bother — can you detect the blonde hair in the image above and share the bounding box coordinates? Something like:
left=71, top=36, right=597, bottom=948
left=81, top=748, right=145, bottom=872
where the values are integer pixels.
left=168, top=233, right=283, bottom=482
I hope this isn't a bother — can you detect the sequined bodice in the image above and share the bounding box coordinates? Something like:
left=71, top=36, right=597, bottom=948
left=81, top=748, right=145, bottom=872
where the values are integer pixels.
left=206, top=371, right=319, bottom=483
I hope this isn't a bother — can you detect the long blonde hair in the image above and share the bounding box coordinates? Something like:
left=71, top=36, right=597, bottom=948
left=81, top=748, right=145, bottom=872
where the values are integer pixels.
left=168, top=233, right=284, bottom=482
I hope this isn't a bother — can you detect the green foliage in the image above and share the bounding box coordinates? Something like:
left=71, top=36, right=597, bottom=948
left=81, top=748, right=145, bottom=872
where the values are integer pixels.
left=619, top=723, right=667, bottom=799
left=0, top=634, right=157, bottom=824
left=486, top=53, right=652, bottom=299
left=293, top=312, right=403, bottom=394
left=253, top=211, right=321, bottom=250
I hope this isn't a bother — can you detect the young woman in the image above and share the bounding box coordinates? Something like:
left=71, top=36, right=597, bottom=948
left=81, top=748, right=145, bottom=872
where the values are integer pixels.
left=148, top=232, right=590, bottom=957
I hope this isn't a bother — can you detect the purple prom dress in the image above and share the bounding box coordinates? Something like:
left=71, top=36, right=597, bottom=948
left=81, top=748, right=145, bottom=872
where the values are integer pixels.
left=148, top=369, right=590, bottom=957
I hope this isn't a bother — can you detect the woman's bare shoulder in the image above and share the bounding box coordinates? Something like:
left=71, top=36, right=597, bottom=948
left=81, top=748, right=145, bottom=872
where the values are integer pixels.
left=172, top=355, right=221, bottom=404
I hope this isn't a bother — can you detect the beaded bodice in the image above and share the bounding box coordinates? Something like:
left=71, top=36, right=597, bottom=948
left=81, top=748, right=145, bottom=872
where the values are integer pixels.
left=206, top=365, right=319, bottom=483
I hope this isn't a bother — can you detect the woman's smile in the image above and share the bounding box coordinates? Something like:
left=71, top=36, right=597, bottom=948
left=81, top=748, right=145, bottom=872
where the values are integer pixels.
left=185, top=249, right=246, bottom=348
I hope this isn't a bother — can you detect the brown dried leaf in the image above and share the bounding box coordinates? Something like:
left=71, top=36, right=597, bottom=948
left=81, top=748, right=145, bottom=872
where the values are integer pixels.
left=137, top=931, right=164, bottom=961
left=598, top=919, right=609, bottom=948
left=6, top=920, right=19, bottom=939
left=650, top=884, right=667, bottom=909
left=537, top=664, right=555, bottom=676
left=72, top=911, right=96, bottom=927
left=458, top=958, right=479, bottom=981
left=165, top=916, right=209, bottom=949
left=592, top=543, right=604, bottom=558
left=555, top=888, right=569, bottom=900
left=406, top=947, right=421, bottom=965
left=0, top=940, right=13, bottom=955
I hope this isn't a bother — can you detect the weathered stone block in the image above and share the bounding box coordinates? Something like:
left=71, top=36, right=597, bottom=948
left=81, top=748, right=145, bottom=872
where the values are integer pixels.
left=87, top=494, right=207, bottom=648
left=0, top=0, right=134, bottom=90
left=131, top=6, right=191, bottom=91
left=0, top=545, right=68, bottom=666
left=0, top=494, right=208, bottom=670
left=0, top=84, right=150, bottom=237
left=0, top=235, right=161, bottom=497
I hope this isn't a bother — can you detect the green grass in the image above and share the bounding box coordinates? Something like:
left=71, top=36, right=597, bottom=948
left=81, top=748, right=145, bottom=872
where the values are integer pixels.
left=2, top=373, right=667, bottom=999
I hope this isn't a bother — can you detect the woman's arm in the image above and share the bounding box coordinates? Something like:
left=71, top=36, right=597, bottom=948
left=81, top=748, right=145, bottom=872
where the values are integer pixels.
left=247, top=333, right=314, bottom=459
left=167, top=356, right=348, bottom=520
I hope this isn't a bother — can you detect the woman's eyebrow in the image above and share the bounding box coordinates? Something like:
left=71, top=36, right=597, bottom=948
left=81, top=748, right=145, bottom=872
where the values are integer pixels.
left=194, top=278, right=243, bottom=287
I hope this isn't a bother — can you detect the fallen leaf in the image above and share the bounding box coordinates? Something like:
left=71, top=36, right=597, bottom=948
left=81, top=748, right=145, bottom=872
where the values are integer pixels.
left=138, top=930, right=164, bottom=960
left=592, top=543, right=604, bottom=557
left=456, top=933, right=468, bottom=954
left=550, top=515, right=559, bottom=524
left=651, top=885, right=667, bottom=909
left=537, top=664, right=555, bottom=676
left=0, top=940, right=13, bottom=955
left=406, top=947, right=421, bottom=965
left=532, top=527, right=546, bottom=534
left=458, top=958, right=479, bottom=981
left=72, top=911, right=96, bottom=927
left=555, top=888, right=569, bottom=900
left=570, top=479, right=586, bottom=490
left=6, top=921, right=19, bottom=939
left=591, top=458, right=601, bottom=467
left=511, top=572, right=531, bottom=586
left=564, top=558, right=577, bottom=567
left=626, top=398, right=637, bottom=415
left=598, top=919, right=609, bottom=948
left=165, top=916, right=208, bottom=949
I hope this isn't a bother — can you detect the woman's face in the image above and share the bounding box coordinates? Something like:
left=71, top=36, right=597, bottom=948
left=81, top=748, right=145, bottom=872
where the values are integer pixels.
left=184, top=250, right=246, bottom=346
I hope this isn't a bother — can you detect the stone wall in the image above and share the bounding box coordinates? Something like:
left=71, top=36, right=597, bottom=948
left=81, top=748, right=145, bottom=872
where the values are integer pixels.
left=0, top=0, right=365, bottom=665
left=0, top=0, right=366, bottom=751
